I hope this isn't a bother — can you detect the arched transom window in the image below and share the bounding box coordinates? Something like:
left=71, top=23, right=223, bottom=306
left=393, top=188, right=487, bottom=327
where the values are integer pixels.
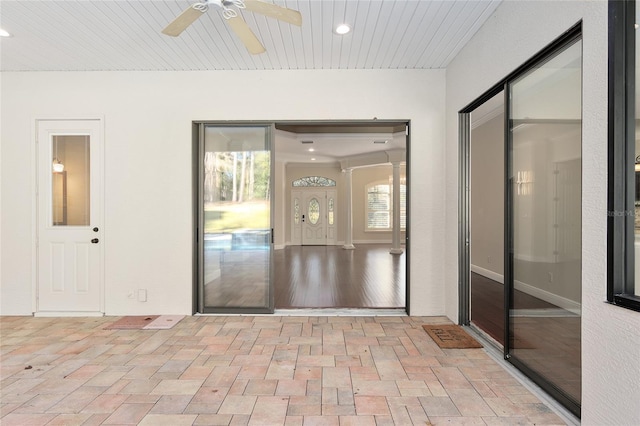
left=292, top=176, right=336, bottom=187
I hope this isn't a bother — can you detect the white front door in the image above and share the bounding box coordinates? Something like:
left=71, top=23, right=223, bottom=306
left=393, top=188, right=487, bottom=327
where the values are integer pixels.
left=302, top=191, right=326, bottom=245
left=37, top=119, right=103, bottom=315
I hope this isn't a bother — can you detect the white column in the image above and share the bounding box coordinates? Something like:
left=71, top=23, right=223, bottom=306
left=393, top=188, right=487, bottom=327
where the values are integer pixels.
left=343, top=168, right=355, bottom=250
left=390, top=162, right=403, bottom=254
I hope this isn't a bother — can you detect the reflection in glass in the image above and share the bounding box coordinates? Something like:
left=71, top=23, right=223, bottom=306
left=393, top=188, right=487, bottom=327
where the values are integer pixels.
left=509, top=39, right=582, bottom=406
left=52, top=135, right=90, bottom=226
left=470, top=91, right=505, bottom=345
left=202, top=126, right=271, bottom=309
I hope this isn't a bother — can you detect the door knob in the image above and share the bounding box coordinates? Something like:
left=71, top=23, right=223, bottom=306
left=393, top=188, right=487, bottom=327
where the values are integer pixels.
left=91, top=238, right=99, bottom=244
left=93, top=227, right=99, bottom=232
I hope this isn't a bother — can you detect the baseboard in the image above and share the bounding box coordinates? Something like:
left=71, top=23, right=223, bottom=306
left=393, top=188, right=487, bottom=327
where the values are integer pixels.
left=34, top=311, right=105, bottom=317
left=470, top=264, right=581, bottom=313
left=283, top=241, right=404, bottom=247
left=514, top=281, right=581, bottom=314
left=470, top=264, right=504, bottom=284
left=353, top=240, right=408, bottom=245
left=284, top=243, right=343, bottom=247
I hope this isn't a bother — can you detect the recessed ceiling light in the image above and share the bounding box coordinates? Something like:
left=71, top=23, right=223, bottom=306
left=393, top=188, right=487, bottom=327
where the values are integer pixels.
left=335, top=24, right=351, bottom=35
left=373, top=140, right=388, bottom=144
left=0, top=29, right=11, bottom=37
left=311, top=158, right=317, bottom=161
left=308, top=148, right=315, bottom=152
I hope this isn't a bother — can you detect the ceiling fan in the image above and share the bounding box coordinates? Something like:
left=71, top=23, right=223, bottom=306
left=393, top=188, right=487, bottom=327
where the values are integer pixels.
left=162, top=0, right=302, bottom=55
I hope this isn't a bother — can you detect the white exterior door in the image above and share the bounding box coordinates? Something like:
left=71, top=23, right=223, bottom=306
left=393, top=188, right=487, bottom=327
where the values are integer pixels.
left=302, top=191, right=327, bottom=245
left=37, top=119, right=103, bottom=315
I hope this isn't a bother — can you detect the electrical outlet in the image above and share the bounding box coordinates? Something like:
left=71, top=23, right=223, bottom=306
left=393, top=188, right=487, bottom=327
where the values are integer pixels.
left=548, top=272, right=553, bottom=283
left=138, top=289, right=147, bottom=302
left=487, top=256, right=492, bottom=264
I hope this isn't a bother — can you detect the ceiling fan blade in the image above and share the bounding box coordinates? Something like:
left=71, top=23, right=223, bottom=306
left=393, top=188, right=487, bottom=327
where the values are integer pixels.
left=227, top=15, right=266, bottom=54
left=243, top=0, right=302, bottom=26
left=162, top=5, right=206, bottom=37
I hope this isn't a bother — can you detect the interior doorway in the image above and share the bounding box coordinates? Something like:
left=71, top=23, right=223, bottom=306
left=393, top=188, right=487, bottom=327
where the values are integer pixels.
left=274, top=121, right=408, bottom=310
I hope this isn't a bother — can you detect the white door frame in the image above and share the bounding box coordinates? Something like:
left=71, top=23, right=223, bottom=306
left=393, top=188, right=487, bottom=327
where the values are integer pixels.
left=32, top=117, right=105, bottom=316
left=291, top=188, right=338, bottom=246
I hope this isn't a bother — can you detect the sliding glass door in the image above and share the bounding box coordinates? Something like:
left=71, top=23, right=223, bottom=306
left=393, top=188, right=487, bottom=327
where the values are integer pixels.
left=469, top=92, right=505, bottom=346
left=197, top=124, right=273, bottom=313
left=507, top=38, right=582, bottom=413
left=460, top=27, right=582, bottom=417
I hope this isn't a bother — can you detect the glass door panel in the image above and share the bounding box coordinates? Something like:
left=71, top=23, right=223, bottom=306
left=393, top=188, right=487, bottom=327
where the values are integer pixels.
left=200, top=125, right=273, bottom=312
left=52, top=135, right=91, bottom=226
left=469, top=91, right=505, bottom=346
left=508, top=39, right=582, bottom=410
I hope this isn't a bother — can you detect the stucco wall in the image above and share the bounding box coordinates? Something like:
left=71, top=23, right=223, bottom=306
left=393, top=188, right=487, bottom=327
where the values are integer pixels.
left=445, top=1, right=640, bottom=424
left=0, top=69, right=446, bottom=317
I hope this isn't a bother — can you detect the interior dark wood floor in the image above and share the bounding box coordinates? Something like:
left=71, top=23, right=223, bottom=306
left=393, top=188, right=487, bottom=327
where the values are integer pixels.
left=471, top=272, right=557, bottom=345
left=274, top=244, right=405, bottom=309
left=471, top=272, right=581, bottom=405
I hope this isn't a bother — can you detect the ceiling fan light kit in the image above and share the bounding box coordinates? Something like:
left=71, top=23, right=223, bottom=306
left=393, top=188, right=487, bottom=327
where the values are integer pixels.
left=162, top=0, right=302, bottom=55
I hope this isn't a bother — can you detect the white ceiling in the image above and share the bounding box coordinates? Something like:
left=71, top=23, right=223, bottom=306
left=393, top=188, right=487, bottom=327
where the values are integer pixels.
left=0, top=0, right=502, bottom=72
left=275, top=129, right=406, bottom=164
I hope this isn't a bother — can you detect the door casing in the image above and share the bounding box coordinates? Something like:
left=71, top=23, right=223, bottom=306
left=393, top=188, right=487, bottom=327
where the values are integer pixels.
left=193, top=119, right=411, bottom=315
left=34, top=118, right=105, bottom=316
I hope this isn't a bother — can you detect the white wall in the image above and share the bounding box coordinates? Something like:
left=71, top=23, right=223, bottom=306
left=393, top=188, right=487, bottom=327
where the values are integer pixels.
left=445, top=1, right=640, bottom=424
left=0, top=69, right=446, bottom=317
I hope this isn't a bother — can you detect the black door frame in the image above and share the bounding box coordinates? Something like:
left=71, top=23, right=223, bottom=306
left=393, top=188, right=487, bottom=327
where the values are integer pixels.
left=458, top=23, right=582, bottom=418
left=193, top=119, right=412, bottom=315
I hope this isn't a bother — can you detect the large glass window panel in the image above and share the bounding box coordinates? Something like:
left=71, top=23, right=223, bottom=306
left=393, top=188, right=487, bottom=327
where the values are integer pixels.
left=202, top=126, right=272, bottom=311
left=469, top=91, right=505, bottom=345
left=509, top=39, right=582, bottom=408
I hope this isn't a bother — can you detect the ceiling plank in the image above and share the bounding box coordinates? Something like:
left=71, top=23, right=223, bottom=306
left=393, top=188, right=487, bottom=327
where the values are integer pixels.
left=0, top=0, right=503, bottom=72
